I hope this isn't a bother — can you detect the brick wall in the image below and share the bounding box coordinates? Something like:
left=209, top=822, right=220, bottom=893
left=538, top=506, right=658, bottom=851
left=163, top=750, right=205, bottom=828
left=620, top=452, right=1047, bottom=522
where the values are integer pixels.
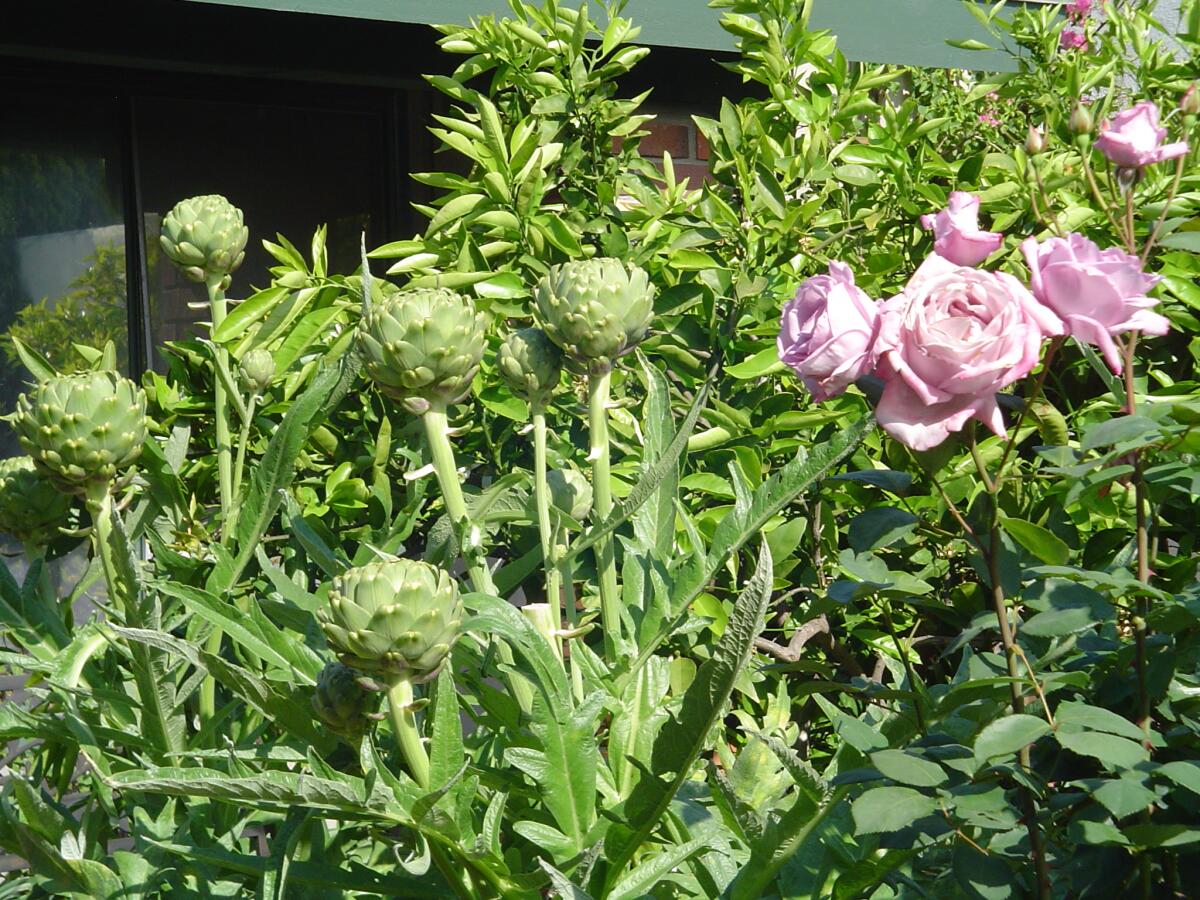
left=628, top=111, right=713, bottom=187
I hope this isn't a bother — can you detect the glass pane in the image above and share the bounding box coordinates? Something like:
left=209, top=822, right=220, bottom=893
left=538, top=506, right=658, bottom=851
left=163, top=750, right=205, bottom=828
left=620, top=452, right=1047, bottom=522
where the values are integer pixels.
left=0, top=95, right=130, bottom=456
left=136, top=96, right=388, bottom=363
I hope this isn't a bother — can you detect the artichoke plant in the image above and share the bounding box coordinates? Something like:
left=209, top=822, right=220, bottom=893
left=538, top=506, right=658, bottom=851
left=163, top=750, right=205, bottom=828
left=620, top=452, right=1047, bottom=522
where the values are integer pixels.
left=159, top=194, right=249, bottom=288
left=498, top=327, right=562, bottom=406
left=0, top=456, right=72, bottom=547
left=547, top=466, right=593, bottom=524
left=12, top=371, right=147, bottom=497
left=357, top=288, right=487, bottom=415
left=318, top=558, right=462, bottom=680
left=239, top=348, right=275, bottom=394
left=535, top=257, right=656, bottom=371
left=312, top=661, right=382, bottom=740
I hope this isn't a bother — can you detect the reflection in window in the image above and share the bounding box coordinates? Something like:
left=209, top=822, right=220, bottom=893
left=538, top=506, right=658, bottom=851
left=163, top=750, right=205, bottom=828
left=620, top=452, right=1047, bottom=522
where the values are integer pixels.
left=135, top=96, right=387, bottom=363
left=0, top=96, right=129, bottom=457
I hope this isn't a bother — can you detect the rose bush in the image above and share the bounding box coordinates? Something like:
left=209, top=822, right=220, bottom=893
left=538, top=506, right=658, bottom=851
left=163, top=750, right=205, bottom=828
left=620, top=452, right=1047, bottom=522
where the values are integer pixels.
left=919, top=191, right=1004, bottom=266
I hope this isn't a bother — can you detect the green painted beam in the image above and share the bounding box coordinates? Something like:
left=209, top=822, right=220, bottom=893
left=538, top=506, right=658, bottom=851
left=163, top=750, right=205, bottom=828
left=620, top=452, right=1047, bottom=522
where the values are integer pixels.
left=184, top=0, right=1037, bottom=69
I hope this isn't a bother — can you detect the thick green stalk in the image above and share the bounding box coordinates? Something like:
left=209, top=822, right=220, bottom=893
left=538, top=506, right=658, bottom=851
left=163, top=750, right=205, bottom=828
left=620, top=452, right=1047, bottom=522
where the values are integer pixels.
left=86, top=486, right=181, bottom=755
left=423, top=404, right=495, bottom=596
left=423, top=403, right=533, bottom=715
left=558, top=545, right=584, bottom=702
left=532, top=405, right=563, bottom=649
left=386, top=677, right=430, bottom=788
left=587, top=368, right=620, bottom=656
left=227, top=392, right=258, bottom=540
left=205, top=276, right=234, bottom=536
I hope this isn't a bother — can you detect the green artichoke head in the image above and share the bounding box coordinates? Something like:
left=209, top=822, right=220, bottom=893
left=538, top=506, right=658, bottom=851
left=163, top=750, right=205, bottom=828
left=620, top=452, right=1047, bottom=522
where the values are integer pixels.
left=534, top=258, right=655, bottom=372
left=159, top=194, right=248, bottom=288
left=239, top=348, right=275, bottom=394
left=498, top=327, right=562, bottom=405
left=0, top=456, right=72, bottom=547
left=318, top=558, right=462, bottom=679
left=357, top=288, right=487, bottom=416
left=13, top=371, right=148, bottom=496
left=311, top=660, right=381, bottom=739
left=547, top=466, right=592, bottom=525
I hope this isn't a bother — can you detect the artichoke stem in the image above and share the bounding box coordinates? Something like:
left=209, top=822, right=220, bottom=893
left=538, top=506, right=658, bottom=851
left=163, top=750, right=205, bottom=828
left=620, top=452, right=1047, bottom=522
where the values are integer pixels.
left=532, top=405, right=563, bottom=654
left=206, top=275, right=235, bottom=541
left=558, top=546, right=584, bottom=702
left=386, top=677, right=430, bottom=789
left=422, top=405, right=495, bottom=596
left=230, top=392, right=258, bottom=531
left=587, top=368, right=621, bottom=656
left=423, top=404, right=534, bottom=715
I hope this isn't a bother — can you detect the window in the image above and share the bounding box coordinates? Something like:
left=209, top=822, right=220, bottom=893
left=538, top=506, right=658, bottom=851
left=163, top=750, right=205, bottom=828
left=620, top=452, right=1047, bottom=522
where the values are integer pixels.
left=0, top=93, right=130, bottom=454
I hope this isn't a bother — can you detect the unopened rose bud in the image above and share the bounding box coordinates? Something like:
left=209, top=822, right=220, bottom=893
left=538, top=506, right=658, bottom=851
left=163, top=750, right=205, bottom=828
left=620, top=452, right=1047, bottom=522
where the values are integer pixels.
left=1025, top=125, right=1047, bottom=156
left=1181, top=83, right=1200, bottom=117
left=1069, top=103, right=1093, bottom=135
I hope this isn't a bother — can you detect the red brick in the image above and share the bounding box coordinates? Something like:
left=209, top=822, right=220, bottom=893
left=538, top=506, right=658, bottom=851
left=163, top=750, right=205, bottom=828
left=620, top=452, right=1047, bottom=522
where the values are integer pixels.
left=640, top=121, right=690, bottom=159
left=695, top=128, right=710, bottom=161
left=671, top=161, right=712, bottom=186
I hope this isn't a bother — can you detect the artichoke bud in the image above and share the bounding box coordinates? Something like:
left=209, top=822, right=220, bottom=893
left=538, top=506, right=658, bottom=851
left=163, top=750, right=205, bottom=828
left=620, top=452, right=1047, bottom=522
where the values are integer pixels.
left=13, top=372, right=147, bottom=495
left=318, top=559, right=462, bottom=680
left=239, top=348, right=275, bottom=394
left=357, top=288, right=486, bottom=414
left=159, top=195, right=249, bottom=285
left=0, top=456, right=72, bottom=546
left=534, top=258, right=655, bottom=372
left=311, top=661, right=382, bottom=739
left=547, top=467, right=592, bottom=525
left=498, top=327, right=562, bottom=404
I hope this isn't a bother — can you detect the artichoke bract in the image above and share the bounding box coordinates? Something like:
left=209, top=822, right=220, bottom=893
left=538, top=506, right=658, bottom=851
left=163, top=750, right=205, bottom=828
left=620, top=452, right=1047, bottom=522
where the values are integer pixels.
left=534, top=258, right=655, bottom=371
left=319, top=558, right=462, bottom=680
left=312, top=661, right=381, bottom=739
left=159, top=194, right=248, bottom=288
left=0, top=456, right=72, bottom=547
left=498, top=327, right=562, bottom=405
left=239, top=348, right=275, bottom=394
left=357, top=288, right=487, bottom=415
left=547, top=467, right=592, bottom=524
left=13, top=371, right=147, bottom=496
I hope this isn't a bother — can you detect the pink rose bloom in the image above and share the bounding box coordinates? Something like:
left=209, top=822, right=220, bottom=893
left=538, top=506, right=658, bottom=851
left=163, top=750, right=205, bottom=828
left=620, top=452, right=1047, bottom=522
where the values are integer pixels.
left=778, top=262, right=880, bottom=401
left=1095, top=101, right=1188, bottom=168
left=920, top=192, right=1004, bottom=267
left=1066, top=0, right=1092, bottom=20
left=1059, top=28, right=1088, bottom=51
left=875, top=254, right=1063, bottom=451
left=1022, top=233, right=1169, bottom=373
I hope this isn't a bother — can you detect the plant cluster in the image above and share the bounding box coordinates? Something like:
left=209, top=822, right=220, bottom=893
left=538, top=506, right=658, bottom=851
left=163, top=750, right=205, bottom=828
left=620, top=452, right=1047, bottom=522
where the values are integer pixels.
left=2, top=1, right=1200, bottom=898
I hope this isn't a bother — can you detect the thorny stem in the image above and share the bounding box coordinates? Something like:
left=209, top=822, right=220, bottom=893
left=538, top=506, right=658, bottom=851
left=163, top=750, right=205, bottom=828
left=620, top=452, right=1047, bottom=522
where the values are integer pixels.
left=1080, top=151, right=1126, bottom=238
left=1029, top=159, right=1064, bottom=237
left=588, top=367, right=621, bottom=656
left=532, top=404, right=563, bottom=653
left=995, top=338, right=1063, bottom=485
left=1121, top=335, right=1152, bottom=737
left=968, top=436, right=1051, bottom=899
left=1141, top=155, right=1186, bottom=264
left=879, top=600, right=927, bottom=734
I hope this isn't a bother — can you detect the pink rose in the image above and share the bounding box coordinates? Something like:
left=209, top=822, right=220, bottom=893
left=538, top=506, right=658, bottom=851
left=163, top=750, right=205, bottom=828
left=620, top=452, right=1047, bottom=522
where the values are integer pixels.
left=1022, top=233, right=1169, bottom=373
left=920, top=192, right=1004, bottom=267
left=778, top=262, right=880, bottom=401
left=875, top=254, right=1063, bottom=451
left=1059, top=28, right=1088, bottom=51
left=1095, top=101, right=1188, bottom=168
left=1066, top=0, right=1092, bottom=20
